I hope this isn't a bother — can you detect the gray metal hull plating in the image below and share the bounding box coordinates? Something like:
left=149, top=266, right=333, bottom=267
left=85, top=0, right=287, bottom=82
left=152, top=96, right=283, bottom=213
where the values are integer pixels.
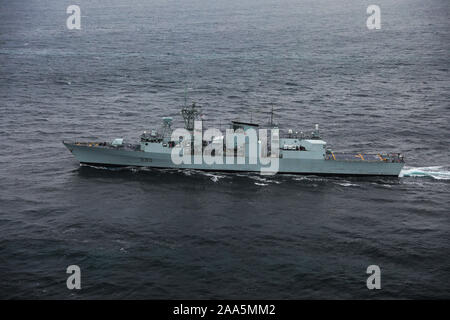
left=64, top=142, right=404, bottom=176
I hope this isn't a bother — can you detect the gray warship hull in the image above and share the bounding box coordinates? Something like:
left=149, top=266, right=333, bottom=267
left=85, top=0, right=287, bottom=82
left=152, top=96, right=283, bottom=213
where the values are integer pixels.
left=63, top=142, right=404, bottom=176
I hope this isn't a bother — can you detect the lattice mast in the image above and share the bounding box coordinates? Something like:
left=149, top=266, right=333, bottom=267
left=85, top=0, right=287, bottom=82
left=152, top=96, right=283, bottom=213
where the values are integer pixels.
left=181, top=102, right=201, bottom=131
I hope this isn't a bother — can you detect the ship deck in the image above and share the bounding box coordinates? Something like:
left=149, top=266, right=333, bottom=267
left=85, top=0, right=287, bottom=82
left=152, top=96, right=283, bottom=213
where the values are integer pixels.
left=65, top=141, right=141, bottom=151
left=326, top=152, right=404, bottom=163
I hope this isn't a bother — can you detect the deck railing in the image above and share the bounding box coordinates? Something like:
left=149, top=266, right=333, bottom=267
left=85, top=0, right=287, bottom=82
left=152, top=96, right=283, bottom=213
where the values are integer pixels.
left=326, top=152, right=404, bottom=163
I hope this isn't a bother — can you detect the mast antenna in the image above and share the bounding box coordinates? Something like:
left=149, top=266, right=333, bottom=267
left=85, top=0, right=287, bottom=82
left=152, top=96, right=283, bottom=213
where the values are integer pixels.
left=270, top=104, right=274, bottom=127
left=181, top=102, right=201, bottom=131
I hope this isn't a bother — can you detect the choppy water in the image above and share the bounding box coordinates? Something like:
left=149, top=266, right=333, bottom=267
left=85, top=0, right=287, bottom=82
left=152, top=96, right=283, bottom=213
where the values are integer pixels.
left=0, top=0, right=449, bottom=299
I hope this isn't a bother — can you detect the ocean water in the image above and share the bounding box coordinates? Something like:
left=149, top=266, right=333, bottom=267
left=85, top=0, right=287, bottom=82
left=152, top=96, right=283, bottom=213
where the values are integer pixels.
left=0, top=0, right=449, bottom=299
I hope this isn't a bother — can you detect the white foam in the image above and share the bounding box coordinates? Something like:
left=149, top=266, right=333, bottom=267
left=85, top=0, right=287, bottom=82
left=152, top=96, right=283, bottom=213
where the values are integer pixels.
left=337, top=182, right=359, bottom=187
left=249, top=176, right=268, bottom=182
left=202, top=172, right=225, bottom=182
left=400, top=166, right=450, bottom=180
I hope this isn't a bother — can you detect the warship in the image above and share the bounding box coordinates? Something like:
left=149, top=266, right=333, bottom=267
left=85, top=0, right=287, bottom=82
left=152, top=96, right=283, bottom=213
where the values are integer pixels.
left=63, top=103, right=405, bottom=176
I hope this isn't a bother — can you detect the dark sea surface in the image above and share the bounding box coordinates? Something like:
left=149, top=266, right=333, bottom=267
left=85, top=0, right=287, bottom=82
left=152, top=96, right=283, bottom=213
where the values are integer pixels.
left=0, top=0, right=449, bottom=299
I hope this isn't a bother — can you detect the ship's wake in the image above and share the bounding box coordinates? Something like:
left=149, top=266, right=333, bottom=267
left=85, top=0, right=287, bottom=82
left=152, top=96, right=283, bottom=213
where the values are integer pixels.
left=400, top=166, right=450, bottom=180
left=79, top=163, right=450, bottom=182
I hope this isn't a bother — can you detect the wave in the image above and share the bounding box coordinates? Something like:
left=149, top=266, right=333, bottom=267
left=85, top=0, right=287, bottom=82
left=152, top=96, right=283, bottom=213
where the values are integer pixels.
left=400, top=166, right=450, bottom=180
left=80, top=163, right=450, bottom=182
left=201, top=172, right=226, bottom=183
left=336, top=182, right=360, bottom=187
left=79, top=163, right=134, bottom=171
